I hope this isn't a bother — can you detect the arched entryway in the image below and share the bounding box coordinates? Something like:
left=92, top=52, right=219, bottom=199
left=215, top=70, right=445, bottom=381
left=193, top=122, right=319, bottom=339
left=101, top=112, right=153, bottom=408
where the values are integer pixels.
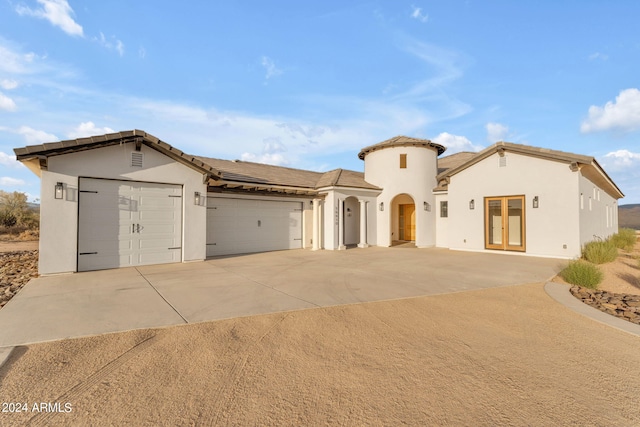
left=343, top=196, right=360, bottom=247
left=391, top=194, right=415, bottom=244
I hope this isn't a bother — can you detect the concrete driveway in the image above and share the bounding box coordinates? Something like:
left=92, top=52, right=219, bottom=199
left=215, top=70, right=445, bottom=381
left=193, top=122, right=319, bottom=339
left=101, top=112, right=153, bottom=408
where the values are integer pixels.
left=0, top=247, right=563, bottom=346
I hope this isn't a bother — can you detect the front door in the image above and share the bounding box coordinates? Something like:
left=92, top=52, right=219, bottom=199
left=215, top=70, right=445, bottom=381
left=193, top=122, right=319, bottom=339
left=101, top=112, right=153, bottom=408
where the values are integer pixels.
left=399, top=204, right=416, bottom=241
left=484, top=196, right=525, bottom=251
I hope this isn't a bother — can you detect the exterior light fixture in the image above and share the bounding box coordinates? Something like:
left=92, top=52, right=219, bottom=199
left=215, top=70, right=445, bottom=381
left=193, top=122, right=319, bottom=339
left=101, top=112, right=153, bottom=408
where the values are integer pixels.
left=469, top=199, right=475, bottom=210
left=379, top=202, right=384, bottom=211
left=424, top=201, right=431, bottom=211
left=533, top=196, right=539, bottom=208
left=194, top=192, right=201, bottom=206
left=346, top=207, right=352, bottom=217
left=55, top=182, right=64, bottom=199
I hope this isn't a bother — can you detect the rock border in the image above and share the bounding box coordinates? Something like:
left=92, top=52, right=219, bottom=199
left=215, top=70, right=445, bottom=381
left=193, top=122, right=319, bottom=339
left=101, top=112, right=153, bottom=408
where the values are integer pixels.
left=570, top=286, right=640, bottom=325
left=0, top=250, right=38, bottom=308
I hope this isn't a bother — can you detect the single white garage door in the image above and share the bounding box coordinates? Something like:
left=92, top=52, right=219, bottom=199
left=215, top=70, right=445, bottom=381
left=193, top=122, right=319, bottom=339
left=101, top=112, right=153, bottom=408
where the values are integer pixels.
left=78, top=178, right=183, bottom=271
left=207, top=197, right=302, bottom=256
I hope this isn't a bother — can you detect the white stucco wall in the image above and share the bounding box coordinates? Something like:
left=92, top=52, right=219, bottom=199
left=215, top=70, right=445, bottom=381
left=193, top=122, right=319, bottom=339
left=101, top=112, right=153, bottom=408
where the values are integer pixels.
left=447, top=152, right=581, bottom=258
left=434, top=193, right=449, bottom=248
left=363, top=146, right=439, bottom=248
left=39, top=143, right=207, bottom=274
left=578, top=173, right=618, bottom=247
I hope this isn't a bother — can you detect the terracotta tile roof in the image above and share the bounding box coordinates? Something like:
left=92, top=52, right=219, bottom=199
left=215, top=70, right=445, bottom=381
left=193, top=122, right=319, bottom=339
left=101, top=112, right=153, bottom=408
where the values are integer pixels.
left=196, top=156, right=323, bottom=189
left=358, top=135, right=446, bottom=160
left=199, top=157, right=380, bottom=191
left=315, top=169, right=381, bottom=190
left=437, top=151, right=477, bottom=174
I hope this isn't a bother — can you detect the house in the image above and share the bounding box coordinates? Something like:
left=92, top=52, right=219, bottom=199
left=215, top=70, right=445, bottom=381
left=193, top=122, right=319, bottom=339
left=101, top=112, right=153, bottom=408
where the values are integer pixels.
left=14, top=130, right=624, bottom=275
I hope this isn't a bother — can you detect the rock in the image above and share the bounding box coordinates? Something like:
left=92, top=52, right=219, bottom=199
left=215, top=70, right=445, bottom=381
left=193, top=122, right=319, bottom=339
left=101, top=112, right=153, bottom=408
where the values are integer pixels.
left=571, top=284, right=640, bottom=327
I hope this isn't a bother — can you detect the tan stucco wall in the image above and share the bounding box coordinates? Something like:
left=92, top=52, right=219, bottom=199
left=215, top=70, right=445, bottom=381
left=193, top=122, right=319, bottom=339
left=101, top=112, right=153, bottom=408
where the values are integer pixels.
left=447, top=152, right=581, bottom=258
left=39, top=143, right=207, bottom=274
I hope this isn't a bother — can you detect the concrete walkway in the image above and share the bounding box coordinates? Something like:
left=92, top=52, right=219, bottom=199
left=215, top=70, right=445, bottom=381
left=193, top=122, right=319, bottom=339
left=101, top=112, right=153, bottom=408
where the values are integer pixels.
left=0, top=247, right=564, bottom=347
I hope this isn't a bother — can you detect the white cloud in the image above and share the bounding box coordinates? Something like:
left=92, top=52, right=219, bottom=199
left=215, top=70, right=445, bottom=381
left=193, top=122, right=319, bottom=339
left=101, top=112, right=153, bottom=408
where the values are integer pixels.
left=94, top=33, right=125, bottom=56
left=0, top=177, right=26, bottom=186
left=602, top=149, right=640, bottom=171
left=0, top=79, right=18, bottom=90
left=0, top=92, right=17, bottom=111
left=0, top=152, right=24, bottom=169
left=432, top=132, right=483, bottom=154
left=138, top=46, right=147, bottom=59
left=261, top=56, right=283, bottom=80
left=16, top=0, right=83, bottom=37
left=486, top=122, right=509, bottom=142
left=67, top=122, right=115, bottom=139
left=411, top=6, right=428, bottom=23
left=581, top=88, right=640, bottom=133
left=0, top=42, right=40, bottom=74
left=16, top=126, right=58, bottom=144
left=588, top=52, right=608, bottom=61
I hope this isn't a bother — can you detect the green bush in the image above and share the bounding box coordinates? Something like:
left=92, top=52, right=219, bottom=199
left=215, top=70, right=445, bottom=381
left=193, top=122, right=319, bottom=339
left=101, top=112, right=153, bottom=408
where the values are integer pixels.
left=560, top=260, right=603, bottom=289
left=610, top=228, right=637, bottom=251
left=582, top=240, right=618, bottom=264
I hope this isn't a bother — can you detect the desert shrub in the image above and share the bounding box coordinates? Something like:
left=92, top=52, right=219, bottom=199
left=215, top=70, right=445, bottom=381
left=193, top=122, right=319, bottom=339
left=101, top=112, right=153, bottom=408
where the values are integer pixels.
left=17, top=229, right=39, bottom=240
left=0, top=191, right=39, bottom=230
left=610, top=228, right=637, bottom=251
left=582, top=240, right=618, bottom=264
left=0, top=210, right=17, bottom=227
left=560, top=260, right=603, bottom=289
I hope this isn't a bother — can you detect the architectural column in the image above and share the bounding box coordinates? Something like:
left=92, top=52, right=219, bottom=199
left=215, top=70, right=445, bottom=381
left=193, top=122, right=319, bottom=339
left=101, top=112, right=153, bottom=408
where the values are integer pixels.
left=338, top=198, right=346, bottom=250
left=312, top=198, right=321, bottom=251
left=358, top=200, right=368, bottom=248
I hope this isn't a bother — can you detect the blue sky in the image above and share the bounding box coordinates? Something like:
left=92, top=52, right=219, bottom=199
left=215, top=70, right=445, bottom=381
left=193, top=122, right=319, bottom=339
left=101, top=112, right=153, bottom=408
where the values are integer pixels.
left=1, top=1, right=639, bottom=203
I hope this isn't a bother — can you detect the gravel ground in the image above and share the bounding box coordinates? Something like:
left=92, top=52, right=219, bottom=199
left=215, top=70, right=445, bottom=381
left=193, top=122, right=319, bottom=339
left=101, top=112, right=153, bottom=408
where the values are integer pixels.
left=0, top=250, right=38, bottom=309
left=0, top=283, right=639, bottom=426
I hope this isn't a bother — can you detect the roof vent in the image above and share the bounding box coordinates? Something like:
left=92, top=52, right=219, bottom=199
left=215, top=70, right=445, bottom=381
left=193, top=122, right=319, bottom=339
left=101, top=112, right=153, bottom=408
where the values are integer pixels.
left=499, top=156, right=507, bottom=167
left=131, top=152, right=144, bottom=167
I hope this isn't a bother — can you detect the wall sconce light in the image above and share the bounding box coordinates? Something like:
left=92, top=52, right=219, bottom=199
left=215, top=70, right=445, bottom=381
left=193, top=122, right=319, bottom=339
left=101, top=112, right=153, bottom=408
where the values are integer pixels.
left=55, top=182, right=63, bottom=199
left=469, top=199, right=475, bottom=210
left=423, top=201, right=431, bottom=211
left=346, top=207, right=352, bottom=217
left=194, top=192, right=201, bottom=206
left=379, top=202, right=384, bottom=211
left=533, top=196, right=539, bottom=208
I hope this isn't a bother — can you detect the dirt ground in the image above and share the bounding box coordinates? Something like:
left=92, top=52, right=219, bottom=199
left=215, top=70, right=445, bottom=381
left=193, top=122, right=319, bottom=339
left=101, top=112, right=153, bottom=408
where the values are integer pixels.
left=553, top=235, right=640, bottom=295
left=0, top=283, right=639, bottom=426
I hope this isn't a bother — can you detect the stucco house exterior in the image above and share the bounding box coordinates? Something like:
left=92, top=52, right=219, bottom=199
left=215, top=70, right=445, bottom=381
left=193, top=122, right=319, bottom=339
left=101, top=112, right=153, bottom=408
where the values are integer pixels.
left=14, top=130, right=624, bottom=275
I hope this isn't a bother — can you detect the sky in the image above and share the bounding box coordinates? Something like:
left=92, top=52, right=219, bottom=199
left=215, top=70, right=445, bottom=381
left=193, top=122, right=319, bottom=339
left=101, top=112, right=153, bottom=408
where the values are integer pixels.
left=0, top=1, right=639, bottom=203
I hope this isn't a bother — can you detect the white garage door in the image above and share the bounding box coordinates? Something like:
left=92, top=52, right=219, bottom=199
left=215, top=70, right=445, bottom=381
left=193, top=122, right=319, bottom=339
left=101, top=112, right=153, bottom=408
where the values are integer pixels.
left=78, top=178, right=182, bottom=271
left=207, top=197, right=302, bottom=256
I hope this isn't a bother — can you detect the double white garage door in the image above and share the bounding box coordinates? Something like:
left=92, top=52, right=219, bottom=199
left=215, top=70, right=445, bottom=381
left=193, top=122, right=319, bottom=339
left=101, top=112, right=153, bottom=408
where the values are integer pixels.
left=206, top=197, right=303, bottom=257
left=77, top=178, right=303, bottom=271
left=78, top=178, right=183, bottom=272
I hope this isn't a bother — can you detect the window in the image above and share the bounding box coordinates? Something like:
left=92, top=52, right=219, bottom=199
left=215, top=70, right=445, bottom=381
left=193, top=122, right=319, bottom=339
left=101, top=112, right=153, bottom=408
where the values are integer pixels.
left=440, top=201, right=448, bottom=217
left=400, top=153, right=407, bottom=169
left=580, top=193, right=584, bottom=210
left=589, top=196, right=592, bottom=211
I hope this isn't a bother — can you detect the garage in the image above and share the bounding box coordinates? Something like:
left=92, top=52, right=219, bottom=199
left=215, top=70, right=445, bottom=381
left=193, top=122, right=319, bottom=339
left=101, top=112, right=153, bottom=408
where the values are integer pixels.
left=78, top=178, right=183, bottom=271
left=207, top=197, right=303, bottom=256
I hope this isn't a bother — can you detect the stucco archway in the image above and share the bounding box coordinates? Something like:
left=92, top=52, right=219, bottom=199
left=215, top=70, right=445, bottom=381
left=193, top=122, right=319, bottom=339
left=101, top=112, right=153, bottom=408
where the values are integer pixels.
left=390, top=194, right=416, bottom=243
